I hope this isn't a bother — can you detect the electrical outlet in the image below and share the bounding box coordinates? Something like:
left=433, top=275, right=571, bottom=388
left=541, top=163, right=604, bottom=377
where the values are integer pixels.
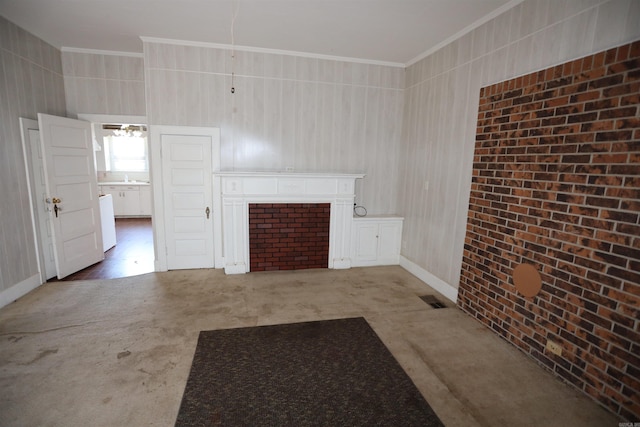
left=546, top=339, right=562, bottom=356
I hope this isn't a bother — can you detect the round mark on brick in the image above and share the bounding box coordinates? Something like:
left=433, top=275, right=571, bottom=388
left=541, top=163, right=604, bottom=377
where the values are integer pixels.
left=513, top=263, right=542, bottom=297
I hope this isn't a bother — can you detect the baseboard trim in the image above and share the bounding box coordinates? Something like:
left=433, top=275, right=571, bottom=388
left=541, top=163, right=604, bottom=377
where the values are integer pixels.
left=332, top=259, right=352, bottom=269
left=399, top=256, right=458, bottom=303
left=225, top=263, right=247, bottom=274
left=0, top=274, right=42, bottom=309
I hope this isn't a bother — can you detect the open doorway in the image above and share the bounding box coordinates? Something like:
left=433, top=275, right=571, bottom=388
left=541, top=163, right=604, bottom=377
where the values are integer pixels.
left=56, top=217, right=153, bottom=281
left=66, top=114, right=155, bottom=281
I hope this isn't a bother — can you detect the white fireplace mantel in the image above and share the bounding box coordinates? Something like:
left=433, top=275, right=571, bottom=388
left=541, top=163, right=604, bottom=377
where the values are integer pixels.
left=215, top=171, right=365, bottom=274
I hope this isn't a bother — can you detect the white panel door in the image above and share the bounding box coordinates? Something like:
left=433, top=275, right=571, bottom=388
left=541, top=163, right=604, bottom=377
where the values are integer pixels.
left=38, top=113, right=104, bottom=279
left=161, top=134, right=214, bottom=269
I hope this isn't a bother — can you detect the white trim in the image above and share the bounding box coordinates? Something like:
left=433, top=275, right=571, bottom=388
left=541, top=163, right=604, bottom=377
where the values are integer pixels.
left=0, top=274, right=42, bottom=309
left=332, top=260, right=352, bottom=270
left=77, top=114, right=147, bottom=124
left=140, top=36, right=405, bottom=68
left=150, top=124, right=167, bottom=272
left=19, top=117, right=47, bottom=283
left=400, top=255, right=458, bottom=303
left=78, top=114, right=157, bottom=271
left=223, top=264, right=246, bottom=275
left=61, top=47, right=144, bottom=58
left=216, top=172, right=363, bottom=274
left=406, top=0, right=525, bottom=66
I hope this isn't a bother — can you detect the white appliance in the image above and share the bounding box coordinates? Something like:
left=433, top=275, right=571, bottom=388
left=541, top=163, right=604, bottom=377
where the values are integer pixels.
left=99, top=194, right=116, bottom=251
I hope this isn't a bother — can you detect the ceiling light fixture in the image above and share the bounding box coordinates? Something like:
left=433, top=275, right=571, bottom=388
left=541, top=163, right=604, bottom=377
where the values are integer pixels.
left=230, top=0, right=239, bottom=94
left=112, top=124, right=143, bottom=138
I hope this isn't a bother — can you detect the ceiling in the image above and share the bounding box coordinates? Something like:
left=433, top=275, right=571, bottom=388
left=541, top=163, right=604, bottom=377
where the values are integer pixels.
left=0, top=0, right=517, bottom=65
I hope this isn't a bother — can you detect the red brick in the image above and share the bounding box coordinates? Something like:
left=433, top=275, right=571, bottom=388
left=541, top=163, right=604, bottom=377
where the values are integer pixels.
left=616, top=117, right=640, bottom=129
left=465, top=40, right=640, bottom=421
left=249, top=203, right=330, bottom=272
left=620, top=92, right=640, bottom=106
left=603, top=83, right=637, bottom=97
left=580, top=120, right=615, bottom=132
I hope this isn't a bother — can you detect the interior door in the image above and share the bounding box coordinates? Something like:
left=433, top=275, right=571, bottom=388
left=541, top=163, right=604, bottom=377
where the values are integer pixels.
left=38, top=113, right=104, bottom=279
left=19, top=118, right=57, bottom=281
left=161, top=133, right=215, bottom=269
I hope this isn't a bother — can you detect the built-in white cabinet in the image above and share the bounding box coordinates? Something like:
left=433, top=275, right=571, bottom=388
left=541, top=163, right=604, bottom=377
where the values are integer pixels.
left=139, top=186, right=152, bottom=216
left=351, top=216, right=403, bottom=267
left=99, top=183, right=152, bottom=217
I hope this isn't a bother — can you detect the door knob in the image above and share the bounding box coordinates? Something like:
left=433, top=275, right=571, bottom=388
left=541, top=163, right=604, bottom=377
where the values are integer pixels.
left=205, top=207, right=210, bottom=219
left=52, top=197, right=61, bottom=203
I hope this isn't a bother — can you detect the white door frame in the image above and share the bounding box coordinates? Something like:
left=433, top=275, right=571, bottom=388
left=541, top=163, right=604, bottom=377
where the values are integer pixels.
left=150, top=125, right=222, bottom=271
left=78, top=114, right=155, bottom=262
left=19, top=118, right=56, bottom=283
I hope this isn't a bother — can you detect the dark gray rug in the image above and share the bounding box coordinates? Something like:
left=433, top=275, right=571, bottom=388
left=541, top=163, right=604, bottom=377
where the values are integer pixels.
left=175, top=317, right=444, bottom=426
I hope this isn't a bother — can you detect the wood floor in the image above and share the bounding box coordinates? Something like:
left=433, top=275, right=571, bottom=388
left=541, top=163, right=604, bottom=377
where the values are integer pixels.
left=52, top=218, right=154, bottom=281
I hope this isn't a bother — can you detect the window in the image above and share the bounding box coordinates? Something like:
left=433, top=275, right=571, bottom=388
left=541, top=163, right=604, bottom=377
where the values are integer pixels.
left=102, top=125, right=148, bottom=172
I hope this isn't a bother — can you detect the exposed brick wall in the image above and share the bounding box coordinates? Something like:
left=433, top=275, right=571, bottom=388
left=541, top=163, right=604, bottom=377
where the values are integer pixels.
left=458, top=41, right=640, bottom=421
left=249, top=203, right=330, bottom=271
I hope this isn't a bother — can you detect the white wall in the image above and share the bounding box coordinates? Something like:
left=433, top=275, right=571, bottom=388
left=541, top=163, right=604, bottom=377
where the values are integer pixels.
left=398, top=0, right=640, bottom=292
left=143, top=42, right=405, bottom=213
left=62, top=51, right=146, bottom=117
left=0, top=16, right=66, bottom=294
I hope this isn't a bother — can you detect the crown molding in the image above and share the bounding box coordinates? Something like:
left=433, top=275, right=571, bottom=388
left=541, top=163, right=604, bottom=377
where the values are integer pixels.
left=140, top=36, right=405, bottom=68
left=60, top=47, right=143, bottom=58
left=406, top=0, right=525, bottom=67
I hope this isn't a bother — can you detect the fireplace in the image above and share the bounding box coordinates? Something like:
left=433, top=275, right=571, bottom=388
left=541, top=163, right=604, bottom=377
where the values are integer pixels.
left=216, top=171, right=364, bottom=274
left=249, top=203, right=330, bottom=271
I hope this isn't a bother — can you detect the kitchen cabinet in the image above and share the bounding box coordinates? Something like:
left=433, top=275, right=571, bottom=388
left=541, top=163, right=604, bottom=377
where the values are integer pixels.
left=99, top=183, right=151, bottom=217
left=139, top=186, right=152, bottom=216
left=351, top=216, right=403, bottom=267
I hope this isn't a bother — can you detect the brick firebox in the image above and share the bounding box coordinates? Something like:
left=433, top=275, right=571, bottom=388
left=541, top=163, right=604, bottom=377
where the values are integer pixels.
left=458, top=41, right=639, bottom=420
left=249, top=203, right=330, bottom=271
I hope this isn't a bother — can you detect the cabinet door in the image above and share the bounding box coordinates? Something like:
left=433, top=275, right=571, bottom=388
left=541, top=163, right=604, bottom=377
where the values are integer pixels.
left=102, top=186, right=126, bottom=215
left=377, top=222, right=402, bottom=265
left=139, top=186, right=152, bottom=216
left=121, top=186, right=141, bottom=216
left=353, top=222, right=379, bottom=264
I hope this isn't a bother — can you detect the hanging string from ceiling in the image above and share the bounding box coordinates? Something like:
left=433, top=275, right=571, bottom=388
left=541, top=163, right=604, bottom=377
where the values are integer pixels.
left=230, top=0, right=239, bottom=94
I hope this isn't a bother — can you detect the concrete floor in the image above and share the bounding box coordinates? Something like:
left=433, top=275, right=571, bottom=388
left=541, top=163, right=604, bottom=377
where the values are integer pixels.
left=0, top=266, right=620, bottom=426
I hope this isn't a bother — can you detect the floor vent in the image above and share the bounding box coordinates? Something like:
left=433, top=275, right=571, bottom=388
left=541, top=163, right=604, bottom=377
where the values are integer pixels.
left=419, top=295, right=447, bottom=309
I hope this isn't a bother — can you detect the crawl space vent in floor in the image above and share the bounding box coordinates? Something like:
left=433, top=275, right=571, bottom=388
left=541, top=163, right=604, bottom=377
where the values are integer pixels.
left=419, top=295, right=447, bottom=309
